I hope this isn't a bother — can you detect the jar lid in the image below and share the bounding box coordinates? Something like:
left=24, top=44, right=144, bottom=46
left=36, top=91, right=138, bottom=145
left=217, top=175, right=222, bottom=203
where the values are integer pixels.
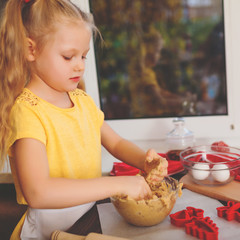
left=167, top=117, right=194, bottom=139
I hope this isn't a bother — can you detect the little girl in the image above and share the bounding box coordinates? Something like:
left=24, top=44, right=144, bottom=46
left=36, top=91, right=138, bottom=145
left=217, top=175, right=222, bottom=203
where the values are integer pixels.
left=0, top=0, right=168, bottom=239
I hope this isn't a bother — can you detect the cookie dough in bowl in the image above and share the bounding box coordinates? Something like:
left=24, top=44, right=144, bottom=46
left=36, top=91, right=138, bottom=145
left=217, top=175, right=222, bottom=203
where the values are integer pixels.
left=111, top=177, right=182, bottom=227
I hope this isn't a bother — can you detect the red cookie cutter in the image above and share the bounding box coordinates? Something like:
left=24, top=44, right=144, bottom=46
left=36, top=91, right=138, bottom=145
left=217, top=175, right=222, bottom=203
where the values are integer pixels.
left=185, top=217, right=219, bottom=240
left=211, top=141, right=230, bottom=152
left=217, top=201, right=240, bottom=222
left=170, top=207, right=204, bottom=227
left=170, top=207, right=219, bottom=240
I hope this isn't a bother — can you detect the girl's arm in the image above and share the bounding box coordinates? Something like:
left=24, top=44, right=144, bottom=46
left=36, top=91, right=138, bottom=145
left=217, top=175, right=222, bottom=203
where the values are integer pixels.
left=101, top=121, right=165, bottom=171
left=13, top=138, right=152, bottom=209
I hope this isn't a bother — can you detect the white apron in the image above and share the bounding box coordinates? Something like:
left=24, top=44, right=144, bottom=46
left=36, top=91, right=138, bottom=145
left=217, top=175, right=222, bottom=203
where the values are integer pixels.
left=20, top=202, right=95, bottom=240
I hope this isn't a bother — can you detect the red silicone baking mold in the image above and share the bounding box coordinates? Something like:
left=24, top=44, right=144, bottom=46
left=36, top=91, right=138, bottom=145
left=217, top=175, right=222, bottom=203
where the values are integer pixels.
left=110, top=162, right=140, bottom=176
left=217, top=201, right=240, bottom=222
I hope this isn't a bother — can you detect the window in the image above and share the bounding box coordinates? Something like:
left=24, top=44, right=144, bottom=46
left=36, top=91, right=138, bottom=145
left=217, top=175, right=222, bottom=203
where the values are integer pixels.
left=90, top=0, right=226, bottom=120
left=69, top=1, right=240, bottom=140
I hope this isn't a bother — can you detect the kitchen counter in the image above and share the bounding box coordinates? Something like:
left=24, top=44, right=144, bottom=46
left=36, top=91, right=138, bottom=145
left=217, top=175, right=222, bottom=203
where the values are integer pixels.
left=1, top=137, right=240, bottom=239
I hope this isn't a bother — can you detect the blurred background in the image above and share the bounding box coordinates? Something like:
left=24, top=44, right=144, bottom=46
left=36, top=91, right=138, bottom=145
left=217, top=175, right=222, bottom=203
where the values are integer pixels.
left=90, top=0, right=227, bottom=120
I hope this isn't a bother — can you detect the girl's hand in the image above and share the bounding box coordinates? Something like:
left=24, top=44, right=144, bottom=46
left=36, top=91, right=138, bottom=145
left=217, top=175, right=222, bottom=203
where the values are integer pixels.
left=144, top=149, right=168, bottom=184
left=115, top=175, right=152, bottom=200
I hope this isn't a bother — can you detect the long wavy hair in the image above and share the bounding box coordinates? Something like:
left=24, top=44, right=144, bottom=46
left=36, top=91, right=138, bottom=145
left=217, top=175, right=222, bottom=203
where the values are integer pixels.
left=0, top=0, right=96, bottom=170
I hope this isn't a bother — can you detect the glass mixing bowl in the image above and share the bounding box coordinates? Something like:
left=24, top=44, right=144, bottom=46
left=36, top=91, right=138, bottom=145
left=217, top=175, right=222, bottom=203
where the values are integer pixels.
left=111, top=177, right=182, bottom=227
left=180, top=145, right=240, bottom=186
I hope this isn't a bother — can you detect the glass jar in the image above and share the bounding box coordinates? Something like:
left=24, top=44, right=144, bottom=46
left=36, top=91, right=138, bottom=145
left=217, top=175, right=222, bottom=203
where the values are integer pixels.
left=165, top=117, right=194, bottom=160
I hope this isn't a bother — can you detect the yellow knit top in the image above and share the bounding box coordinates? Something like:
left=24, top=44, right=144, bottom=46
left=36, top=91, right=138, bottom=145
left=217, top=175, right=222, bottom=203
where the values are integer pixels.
left=8, top=88, right=104, bottom=205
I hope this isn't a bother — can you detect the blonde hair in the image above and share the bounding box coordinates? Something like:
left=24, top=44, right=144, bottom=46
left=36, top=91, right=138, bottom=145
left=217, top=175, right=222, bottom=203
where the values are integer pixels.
left=0, top=0, right=96, bottom=170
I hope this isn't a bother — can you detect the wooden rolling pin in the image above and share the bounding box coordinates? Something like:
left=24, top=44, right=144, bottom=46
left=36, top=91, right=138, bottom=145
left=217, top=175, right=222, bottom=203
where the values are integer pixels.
left=51, top=231, right=129, bottom=240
